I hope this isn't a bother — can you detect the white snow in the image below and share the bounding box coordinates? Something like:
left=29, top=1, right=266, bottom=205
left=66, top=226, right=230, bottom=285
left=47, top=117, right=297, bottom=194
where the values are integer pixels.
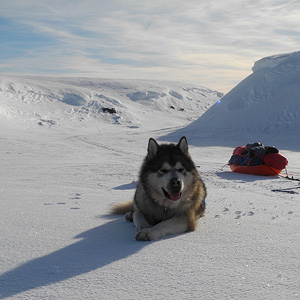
left=0, top=57, right=300, bottom=300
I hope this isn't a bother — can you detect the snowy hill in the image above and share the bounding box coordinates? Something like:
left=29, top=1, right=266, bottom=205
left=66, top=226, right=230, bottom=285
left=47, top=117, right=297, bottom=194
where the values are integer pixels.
left=0, top=76, right=222, bottom=130
left=165, top=51, right=300, bottom=150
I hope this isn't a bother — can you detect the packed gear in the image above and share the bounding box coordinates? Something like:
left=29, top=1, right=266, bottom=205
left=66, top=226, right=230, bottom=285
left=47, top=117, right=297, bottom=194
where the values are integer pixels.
left=228, top=142, right=288, bottom=176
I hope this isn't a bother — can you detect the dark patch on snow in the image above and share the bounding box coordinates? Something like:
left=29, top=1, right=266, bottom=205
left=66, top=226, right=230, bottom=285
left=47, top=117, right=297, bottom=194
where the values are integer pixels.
left=38, top=119, right=57, bottom=127
left=102, top=107, right=116, bottom=114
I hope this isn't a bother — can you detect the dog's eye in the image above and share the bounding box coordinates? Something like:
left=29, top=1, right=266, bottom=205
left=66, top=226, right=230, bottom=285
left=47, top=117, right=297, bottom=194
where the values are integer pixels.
left=177, top=168, right=185, bottom=173
left=159, top=169, right=169, bottom=174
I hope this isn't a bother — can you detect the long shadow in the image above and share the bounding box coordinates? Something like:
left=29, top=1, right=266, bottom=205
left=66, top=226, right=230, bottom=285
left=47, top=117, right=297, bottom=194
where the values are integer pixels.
left=216, top=171, right=280, bottom=182
left=113, top=181, right=137, bottom=190
left=0, top=217, right=145, bottom=299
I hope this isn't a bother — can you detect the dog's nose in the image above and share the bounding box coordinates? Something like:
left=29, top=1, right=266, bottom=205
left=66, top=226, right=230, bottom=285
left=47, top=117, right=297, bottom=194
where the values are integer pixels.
left=171, top=178, right=181, bottom=187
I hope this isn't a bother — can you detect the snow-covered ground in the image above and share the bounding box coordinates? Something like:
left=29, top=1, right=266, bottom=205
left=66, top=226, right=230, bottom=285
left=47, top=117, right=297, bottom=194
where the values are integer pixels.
left=0, top=54, right=300, bottom=300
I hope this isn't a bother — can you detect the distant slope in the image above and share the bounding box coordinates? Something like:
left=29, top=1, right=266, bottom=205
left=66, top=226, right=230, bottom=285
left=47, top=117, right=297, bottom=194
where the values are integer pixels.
left=164, top=51, right=300, bottom=149
left=0, top=76, right=222, bottom=130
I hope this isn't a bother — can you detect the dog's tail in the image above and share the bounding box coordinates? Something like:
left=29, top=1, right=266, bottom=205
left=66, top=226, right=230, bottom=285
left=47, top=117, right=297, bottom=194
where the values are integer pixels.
left=111, top=200, right=133, bottom=215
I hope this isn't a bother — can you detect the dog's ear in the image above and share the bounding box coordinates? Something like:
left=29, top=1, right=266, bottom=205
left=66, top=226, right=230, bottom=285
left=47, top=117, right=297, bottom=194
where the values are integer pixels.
left=177, top=136, right=188, bottom=154
left=148, top=138, right=159, bottom=158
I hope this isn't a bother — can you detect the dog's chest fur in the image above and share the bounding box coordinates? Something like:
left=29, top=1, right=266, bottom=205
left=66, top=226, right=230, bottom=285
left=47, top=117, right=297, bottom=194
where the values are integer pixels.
left=134, top=183, right=182, bottom=225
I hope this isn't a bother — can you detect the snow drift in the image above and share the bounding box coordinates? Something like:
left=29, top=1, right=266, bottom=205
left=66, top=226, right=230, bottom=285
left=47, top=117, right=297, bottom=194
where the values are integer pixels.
left=164, top=51, right=300, bottom=150
left=0, top=76, right=222, bottom=130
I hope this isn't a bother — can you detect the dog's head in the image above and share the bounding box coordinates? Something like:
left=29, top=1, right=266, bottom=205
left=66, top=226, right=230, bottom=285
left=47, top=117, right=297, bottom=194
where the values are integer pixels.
left=141, top=137, right=196, bottom=203
left=156, top=161, right=186, bottom=201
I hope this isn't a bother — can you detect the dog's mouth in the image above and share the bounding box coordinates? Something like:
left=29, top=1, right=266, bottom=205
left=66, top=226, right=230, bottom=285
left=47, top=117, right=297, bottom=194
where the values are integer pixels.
left=162, top=188, right=182, bottom=201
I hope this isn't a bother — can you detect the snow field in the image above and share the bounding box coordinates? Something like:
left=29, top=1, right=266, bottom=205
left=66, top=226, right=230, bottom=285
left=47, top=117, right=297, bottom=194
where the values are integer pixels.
left=1, top=53, right=300, bottom=299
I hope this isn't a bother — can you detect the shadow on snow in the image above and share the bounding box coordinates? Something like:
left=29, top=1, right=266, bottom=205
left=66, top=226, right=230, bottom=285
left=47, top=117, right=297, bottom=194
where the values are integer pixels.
left=216, top=171, right=281, bottom=182
left=0, top=217, right=146, bottom=299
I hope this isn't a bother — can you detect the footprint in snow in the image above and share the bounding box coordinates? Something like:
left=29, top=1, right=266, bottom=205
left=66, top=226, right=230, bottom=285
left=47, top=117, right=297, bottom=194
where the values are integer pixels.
left=70, top=193, right=82, bottom=200
left=234, top=211, right=242, bottom=219
left=234, top=211, right=255, bottom=219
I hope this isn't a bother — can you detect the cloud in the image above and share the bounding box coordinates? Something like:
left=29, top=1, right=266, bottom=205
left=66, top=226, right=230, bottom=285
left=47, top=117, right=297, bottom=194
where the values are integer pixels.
left=1, top=0, right=300, bottom=93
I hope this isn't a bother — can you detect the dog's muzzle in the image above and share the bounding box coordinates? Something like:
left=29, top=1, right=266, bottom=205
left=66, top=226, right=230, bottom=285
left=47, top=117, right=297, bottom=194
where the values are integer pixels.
left=162, top=178, right=183, bottom=201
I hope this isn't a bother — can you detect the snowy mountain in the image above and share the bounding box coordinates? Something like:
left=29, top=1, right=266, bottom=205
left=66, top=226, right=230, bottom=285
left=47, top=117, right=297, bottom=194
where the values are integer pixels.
left=165, top=51, right=300, bottom=149
left=0, top=76, right=222, bottom=130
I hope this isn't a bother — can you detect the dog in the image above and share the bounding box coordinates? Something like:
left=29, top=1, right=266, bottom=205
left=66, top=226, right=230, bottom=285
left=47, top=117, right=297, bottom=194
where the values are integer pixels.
left=111, top=136, right=206, bottom=241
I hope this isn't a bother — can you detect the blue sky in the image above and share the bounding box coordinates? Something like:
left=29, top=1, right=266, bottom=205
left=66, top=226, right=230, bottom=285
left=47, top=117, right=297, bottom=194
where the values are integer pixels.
left=1, top=0, right=300, bottom=93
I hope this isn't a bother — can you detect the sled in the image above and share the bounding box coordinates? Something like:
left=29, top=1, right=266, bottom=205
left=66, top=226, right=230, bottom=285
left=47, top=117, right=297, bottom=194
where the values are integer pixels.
left=228, top=143, right=288, bottom=176
left=230, top=164, right=282, bottom=176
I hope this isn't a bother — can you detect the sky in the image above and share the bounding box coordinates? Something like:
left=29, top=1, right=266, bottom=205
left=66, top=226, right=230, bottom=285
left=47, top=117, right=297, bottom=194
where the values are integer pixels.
left=0, top=0, right=300, bottom=93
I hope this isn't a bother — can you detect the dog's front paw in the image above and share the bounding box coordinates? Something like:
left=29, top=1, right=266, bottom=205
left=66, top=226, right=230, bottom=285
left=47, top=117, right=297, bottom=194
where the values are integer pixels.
left=125, top=211, right=133, bottom=222
left=135, top=228, right=153, bottom=241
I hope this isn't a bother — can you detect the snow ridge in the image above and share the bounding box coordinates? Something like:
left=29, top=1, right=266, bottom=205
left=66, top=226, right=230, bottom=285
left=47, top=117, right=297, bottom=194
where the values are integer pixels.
left=0, top=76, right=222, bottom=129
left=252, top=51, right=297, bottom=72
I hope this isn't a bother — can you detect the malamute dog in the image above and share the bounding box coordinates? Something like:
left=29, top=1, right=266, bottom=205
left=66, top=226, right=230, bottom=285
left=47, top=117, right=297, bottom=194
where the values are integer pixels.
left=112, top=136, right=206, bottom=241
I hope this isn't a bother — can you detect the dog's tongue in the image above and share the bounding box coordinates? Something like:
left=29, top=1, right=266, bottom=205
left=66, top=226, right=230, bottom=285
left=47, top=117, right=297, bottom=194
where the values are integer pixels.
left=169, top=192, right=181, bottom=201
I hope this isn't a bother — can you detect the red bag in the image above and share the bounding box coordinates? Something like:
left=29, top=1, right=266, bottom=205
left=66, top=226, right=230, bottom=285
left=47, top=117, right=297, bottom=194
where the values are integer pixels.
left=264, top=153, right=288, bottom=170
left=232, top=146, right=246, bottom=156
